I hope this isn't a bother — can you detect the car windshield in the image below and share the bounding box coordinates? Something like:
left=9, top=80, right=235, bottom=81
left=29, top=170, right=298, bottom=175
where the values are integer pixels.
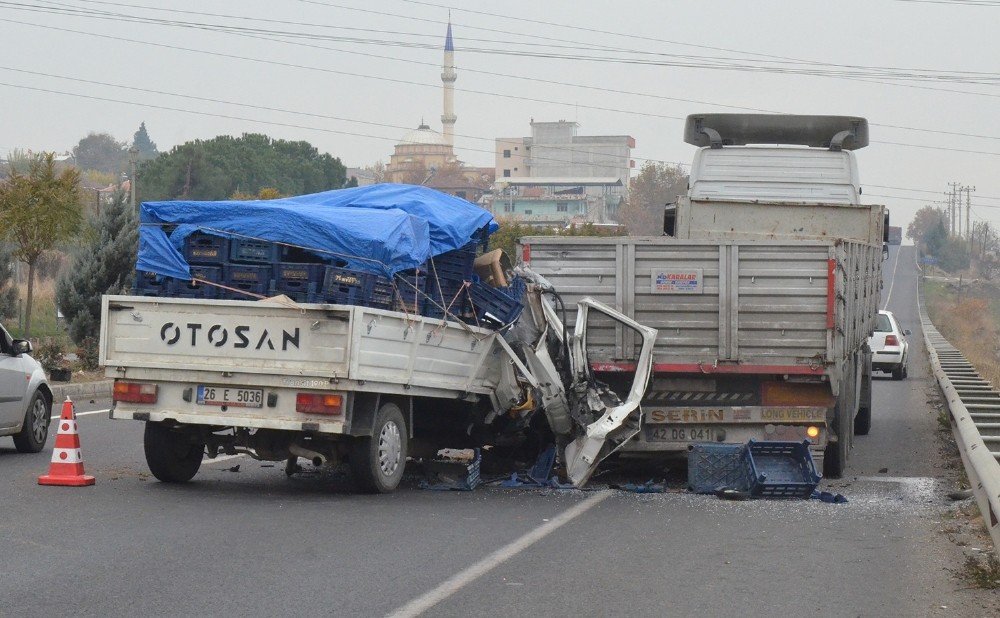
left=875, top=313, right=893, bottom=333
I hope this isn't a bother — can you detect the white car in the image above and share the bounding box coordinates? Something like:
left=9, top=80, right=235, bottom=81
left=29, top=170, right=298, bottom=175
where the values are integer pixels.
left=870, top=310, right=910, bottom=380
left=0, top=325, right=53, bottom=452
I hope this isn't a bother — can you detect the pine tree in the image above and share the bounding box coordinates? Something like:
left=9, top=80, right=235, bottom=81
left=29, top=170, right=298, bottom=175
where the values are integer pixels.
left=56, top=192, right=137, bottom=358
left=132, top=122, right=159, bottom=160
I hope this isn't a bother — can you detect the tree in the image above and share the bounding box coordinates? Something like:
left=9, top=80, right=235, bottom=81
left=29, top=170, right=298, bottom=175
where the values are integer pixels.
left=618, top=162, right=687, bottom=235
left=906, top=205, right=947, bottom=249
left=938, top=236, right=971, bottom=273
left=344, top=176, right=359, bottom=188
left=56, top=192, right=137, bottom=358
left=132, top=122, right=159, bottom=160
left=0, top=243, right=18, bottom=320
left=365, top=160, right=386, bottom=183
left=230, top=187, right=283, bottom=200
left=73, top=132, right=127, bottom=174
left=0, top=153, right=83, bottom=338
left=137, top=133, right=347, bottom=201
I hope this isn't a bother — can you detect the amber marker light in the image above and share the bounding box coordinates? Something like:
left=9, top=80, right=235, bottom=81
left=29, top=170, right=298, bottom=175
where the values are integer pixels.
left=806, top=426, right=820, bottom=439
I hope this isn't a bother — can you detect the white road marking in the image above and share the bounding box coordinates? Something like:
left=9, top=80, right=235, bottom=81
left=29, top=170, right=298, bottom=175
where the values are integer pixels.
left=50, top=408, right=110, bottom=420
left=882, top=245, right=901, bottom=310
left=203, top=454, right=246, bottom=464
left=386, top=491, right=611, bottom=618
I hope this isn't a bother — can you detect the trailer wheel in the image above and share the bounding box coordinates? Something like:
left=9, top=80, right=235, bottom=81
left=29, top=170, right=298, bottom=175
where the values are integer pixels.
left=855, top=352, right=872, bottom=436
left=854, top=406, right=872, bottom=436
left=351, top=402, right=407, bottom=494
left=823, top=439, right=846, bottom=478
left=144, top=422, right=204, bottom=483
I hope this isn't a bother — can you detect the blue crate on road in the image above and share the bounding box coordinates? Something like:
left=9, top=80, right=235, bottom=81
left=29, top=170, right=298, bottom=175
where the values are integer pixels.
left=183, top=233, right=229, bottom=265
left=229, top=237, right=280, bottom=264
left=687, top=443, right=754, bottom=494
left=421, top=449, right=481, bottom=491
left=747, top=440, right=821, bottom=498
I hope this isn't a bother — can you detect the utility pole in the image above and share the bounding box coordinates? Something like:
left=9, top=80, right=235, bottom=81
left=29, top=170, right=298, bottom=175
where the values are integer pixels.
left=128, top=146, right=139, bottom=212
left=948, top=182, right=961, bottom=236
left=965, top=185, right=975, bottom=241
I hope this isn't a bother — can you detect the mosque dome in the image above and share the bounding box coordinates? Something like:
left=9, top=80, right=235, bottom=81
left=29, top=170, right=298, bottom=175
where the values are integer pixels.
left=399, top=123, right=448, bottom=146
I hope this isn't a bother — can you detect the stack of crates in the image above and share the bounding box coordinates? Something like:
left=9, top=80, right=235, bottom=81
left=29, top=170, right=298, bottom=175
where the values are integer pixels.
left=134, top=227, right=494, bottom=316
left=422, top=242, right=479, bottom=319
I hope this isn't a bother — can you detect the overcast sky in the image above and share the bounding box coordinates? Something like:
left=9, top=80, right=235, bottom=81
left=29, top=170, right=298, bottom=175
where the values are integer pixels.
left=3, top=0, right=1000, bottom=235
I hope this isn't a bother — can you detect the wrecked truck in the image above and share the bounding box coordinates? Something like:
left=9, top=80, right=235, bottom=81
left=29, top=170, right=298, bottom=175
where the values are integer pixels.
left=102, top=185, right=655, bottom=492
left=521, top=114, right=886, bottom=477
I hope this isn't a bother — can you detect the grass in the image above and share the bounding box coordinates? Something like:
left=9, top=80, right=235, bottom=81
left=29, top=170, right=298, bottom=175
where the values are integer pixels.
left=924, top=278, right=1000, bottom=389
left=961, top=554, right=1000, bottom=589
left=3, top=277, right=70, bottom=346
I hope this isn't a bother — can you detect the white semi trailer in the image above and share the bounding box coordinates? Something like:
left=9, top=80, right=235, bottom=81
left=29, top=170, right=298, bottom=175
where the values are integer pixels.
left=520, top=114, right=887, bottom=476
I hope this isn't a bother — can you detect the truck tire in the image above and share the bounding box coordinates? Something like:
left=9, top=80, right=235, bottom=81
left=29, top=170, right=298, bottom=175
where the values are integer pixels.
left=854, top=405, right=872, bottom=436
left=12, top=391, right=51, bottom=453
left=144, top=421, right=204, bottom=483
left=855, top=351, right=872, bottom=436
left=351, top=402, right=407, bottom=494
left=891, top=365, right=904, bottom=381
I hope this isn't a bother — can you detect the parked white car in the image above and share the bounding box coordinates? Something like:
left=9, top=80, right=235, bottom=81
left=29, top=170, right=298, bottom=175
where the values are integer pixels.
left=0, top=324, right=53, bottom=452
left=869, top=310, right=910, bottom=380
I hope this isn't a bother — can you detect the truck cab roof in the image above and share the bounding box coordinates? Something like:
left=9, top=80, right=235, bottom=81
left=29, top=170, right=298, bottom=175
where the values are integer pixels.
left=688, top=146, right=861, bottom=205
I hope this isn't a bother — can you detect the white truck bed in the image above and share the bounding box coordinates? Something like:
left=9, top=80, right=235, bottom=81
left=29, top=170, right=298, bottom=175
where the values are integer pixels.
left=101, top=295, right=501, bottom=432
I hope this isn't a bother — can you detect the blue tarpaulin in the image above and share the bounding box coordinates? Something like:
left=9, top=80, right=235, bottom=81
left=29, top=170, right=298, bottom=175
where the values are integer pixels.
left=136, top=184, right=497, bottom=281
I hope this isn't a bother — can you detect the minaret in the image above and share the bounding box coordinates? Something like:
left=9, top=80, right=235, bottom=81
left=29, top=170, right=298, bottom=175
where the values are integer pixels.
left=441, top=18, right=457, bottom=147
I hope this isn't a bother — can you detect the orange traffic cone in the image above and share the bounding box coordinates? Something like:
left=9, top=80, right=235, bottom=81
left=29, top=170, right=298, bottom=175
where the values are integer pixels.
left=38, top=398, right=95, bottom=487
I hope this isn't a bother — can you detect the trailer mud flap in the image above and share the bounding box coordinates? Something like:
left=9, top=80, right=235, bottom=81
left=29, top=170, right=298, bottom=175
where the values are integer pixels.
left=563, top=299, right=657, bottom=486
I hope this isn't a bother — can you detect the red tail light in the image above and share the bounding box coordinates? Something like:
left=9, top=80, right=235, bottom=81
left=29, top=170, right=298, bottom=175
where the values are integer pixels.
left=113, top=381, right=158, bottom=403
left=884, top=335, right=899, bottom=346
left=296, top=393, right=343, bottom=415
left=521, top=243, right=531, bottom=265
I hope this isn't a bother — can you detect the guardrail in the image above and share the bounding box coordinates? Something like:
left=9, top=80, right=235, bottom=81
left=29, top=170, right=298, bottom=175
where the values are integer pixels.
left=917, top=280, right=1000, bottom=559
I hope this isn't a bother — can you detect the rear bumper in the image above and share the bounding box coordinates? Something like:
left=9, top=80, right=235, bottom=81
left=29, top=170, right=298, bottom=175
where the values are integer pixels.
left=872, top=350, right=904, bottom=371
left=111, top=407, right=346, bottom=433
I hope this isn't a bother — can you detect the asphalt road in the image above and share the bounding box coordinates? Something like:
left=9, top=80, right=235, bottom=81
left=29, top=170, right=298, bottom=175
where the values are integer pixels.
left=2, top=245, right=997, bottom=617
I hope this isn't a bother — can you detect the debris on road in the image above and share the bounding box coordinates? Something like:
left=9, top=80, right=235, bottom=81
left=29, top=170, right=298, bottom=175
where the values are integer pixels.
left=419, top=448, right=481, bottom=491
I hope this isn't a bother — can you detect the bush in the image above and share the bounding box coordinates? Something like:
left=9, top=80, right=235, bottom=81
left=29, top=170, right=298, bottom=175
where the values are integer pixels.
left=55, top=192, right=137, bottom=346
left=33, top=337, right=65, bottom=373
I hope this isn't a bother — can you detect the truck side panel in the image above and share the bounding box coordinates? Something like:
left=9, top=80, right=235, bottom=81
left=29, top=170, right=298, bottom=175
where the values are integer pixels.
left=523, top=237, right=874, bottom=368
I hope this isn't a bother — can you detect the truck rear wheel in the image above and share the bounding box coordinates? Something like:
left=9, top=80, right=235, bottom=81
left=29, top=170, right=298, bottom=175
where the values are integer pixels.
left=351, top=402, right=407, bottom=494
left=144, top=422, right=204, bottom=483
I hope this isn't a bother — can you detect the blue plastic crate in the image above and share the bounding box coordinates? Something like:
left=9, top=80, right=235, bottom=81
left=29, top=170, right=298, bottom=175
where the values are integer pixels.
left=134, top=271, right=172, bottom=295
left=421, top=282, right=470, bottom=319
left=318, top=266, right=376, bottom=306
left=687, top=443, right=755, bottom=494
left=183, top=232, right=229, bottom=265
left=269, top=282, right=315, bottom=303
left=428, top=243, right=478, bottom=281
left=392, top=268, right=426, bottom=313
left=273, top=262, right=326, bottom=296
left=174, top=265, right=223, bottom=298
left=222, top=264, right=272, bottom=299
left=747, top=440, right=821, bottom=498
left=229, top=237, right=279, bottom=264
left=466, top=280, right=524, bottom=327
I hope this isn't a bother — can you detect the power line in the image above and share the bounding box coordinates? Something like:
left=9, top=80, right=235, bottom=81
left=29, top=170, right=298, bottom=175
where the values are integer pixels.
left=7, top=14, right=1000, bottom=158
left=0, top=79, right=691, bottom=175
left=0, top=65, right=691, bottom=169
left=28, top=0, right=1000, bottom=149
left=11, top=1, right=1000, bottom=86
